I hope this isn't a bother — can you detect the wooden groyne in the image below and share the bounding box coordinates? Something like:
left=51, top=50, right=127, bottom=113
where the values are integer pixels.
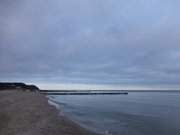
left=40, top=90, right=128, bottom=95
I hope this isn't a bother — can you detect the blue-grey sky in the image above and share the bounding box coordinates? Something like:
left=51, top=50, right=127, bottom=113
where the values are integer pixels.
left=0, top=0, right=180, bottom=90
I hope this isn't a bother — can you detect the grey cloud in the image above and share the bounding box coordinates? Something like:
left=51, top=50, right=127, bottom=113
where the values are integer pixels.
left=1, top=0, right=180, bottom=89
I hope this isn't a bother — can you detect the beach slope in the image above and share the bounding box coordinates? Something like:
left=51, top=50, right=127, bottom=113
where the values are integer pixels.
left=0, top=90, right=99, bottom=135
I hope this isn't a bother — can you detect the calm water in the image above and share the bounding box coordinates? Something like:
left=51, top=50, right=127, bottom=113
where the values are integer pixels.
left=48, top=92, right=180, bottom=135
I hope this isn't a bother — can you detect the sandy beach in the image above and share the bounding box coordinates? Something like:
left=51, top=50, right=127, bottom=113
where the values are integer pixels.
left=0, top=90, right=99, bottom=135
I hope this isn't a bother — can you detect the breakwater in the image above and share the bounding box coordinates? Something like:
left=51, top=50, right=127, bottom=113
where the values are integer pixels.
left=40, top=90, right=128, bottom=95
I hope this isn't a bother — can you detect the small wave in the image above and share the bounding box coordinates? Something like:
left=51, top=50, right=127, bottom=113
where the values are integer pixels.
left=48, top=100, right=65, bottom=116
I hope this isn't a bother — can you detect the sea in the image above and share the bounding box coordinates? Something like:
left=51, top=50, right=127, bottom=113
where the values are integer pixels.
left=48, top=92, right=180, bottom=135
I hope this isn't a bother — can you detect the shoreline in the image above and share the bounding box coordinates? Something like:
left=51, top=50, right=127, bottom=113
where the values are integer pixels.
left=0, top=90, right=101, bottom=135
left=47, top=97, right=104, bottom=135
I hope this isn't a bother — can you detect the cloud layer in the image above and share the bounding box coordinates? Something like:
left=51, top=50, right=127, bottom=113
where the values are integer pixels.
left=1, top=0, right=180, bottom=89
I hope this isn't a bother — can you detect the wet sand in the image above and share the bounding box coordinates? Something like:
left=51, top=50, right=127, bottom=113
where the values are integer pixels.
left=0, top=90, right=100, bottom=135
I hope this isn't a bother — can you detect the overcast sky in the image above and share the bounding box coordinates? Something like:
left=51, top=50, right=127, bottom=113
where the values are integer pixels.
left=0, top=0, right=180, bottom=90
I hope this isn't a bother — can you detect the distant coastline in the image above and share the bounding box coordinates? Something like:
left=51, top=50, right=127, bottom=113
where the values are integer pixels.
left=0, top=82, right=39, bottom=91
